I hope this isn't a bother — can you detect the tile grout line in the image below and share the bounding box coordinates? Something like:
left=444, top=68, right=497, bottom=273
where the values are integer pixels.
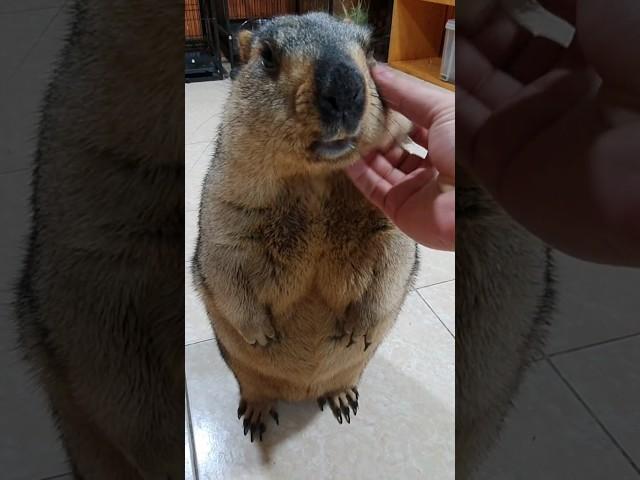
left=0, top=6, right=60, bottom=15
left=185, top=384, right=200, bottom=480
left=188, top=112, right=226, bottom=143
left=40, top=473, right=72, bottom=480
left=415, top=287, right=454, bottom=338
left=7, top=0, right=70, bottom=82
left=547, top=331, right=640, bottom=358
left=186, top=337, right=214, bottom=348
left=546, top=357, right=640, bottom=476
left=415, top=278, right=455, bottom=290
left=0, top=166, right=31, bottom=176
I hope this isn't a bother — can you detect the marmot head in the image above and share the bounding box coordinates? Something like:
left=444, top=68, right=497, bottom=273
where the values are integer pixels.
left=229, top=13, right=405, bottom=171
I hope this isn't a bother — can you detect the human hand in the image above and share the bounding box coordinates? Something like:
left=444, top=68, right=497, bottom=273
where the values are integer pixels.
left=458, top=0, right=640, bottom=265
left=346, top=64, right=455, bottom=250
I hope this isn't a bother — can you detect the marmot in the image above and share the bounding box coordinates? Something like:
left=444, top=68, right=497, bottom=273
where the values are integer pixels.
left=192, top=13, right=417, bottom=441
left=456, top=165, right=555, bottom=479
left=456, top=1, right=561, bottom=477
left=14, top=1, right=183, bottom=478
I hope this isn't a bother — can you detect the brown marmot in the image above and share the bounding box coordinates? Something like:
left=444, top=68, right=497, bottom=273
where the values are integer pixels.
left=14, top=1, right=184, bottom=478
left=192, top=13, right=417, bottom=441
left=456, top=165, right=555, bottom=479
left=455, top=2, right=560, bottom=477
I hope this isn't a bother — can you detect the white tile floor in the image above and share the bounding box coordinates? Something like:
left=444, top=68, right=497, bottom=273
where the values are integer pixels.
left=475, top=253, right=640, bottom=479
left=185, top=80, right=456, bottom=480
left=0, top=2, right=74, bottom=479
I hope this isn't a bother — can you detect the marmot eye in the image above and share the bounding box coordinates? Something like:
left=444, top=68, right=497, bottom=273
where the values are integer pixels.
left=261, top=43, right=277, bottom=72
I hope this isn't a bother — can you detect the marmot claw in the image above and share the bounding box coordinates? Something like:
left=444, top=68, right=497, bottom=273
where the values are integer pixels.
left=331, top=323, right=372, bottom=351
left=237, top=399, right=279, bottom=442
left=238, top=316, right=281, bottom=347
left=317, top=387, right=359, bottom=424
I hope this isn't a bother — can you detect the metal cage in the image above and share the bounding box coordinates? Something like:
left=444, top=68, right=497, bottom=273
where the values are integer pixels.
left=184, top=0, right=395, bottom=82
left=185, top=0, right=226, bottom=82
left=213, top=0, right=333, bottom=77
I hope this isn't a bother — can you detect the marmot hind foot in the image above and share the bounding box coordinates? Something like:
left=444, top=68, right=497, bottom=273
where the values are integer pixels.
left=237, top=398, right=279, bottom=442
left=317, top=387, right=359, bottom=424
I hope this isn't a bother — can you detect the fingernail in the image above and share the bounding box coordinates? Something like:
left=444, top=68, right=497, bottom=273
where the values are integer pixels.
left=372, top=64, right=394, bottom=81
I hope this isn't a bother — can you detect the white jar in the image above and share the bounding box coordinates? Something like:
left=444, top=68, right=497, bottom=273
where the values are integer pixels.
left=440, top=19, right=455, bottom=83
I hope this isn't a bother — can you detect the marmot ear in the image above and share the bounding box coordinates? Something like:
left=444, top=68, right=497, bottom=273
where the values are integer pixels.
left=238, top=30, right=253, bottom=64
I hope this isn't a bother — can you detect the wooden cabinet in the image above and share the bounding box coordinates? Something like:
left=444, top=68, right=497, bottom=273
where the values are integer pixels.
left=388, top=0, right=455, bottom=91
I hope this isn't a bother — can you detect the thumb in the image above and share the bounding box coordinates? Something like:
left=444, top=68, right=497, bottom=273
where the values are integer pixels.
left=372, top=64, right=453, bottom=129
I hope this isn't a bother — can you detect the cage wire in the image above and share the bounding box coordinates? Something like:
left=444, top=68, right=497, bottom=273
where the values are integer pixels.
left=185, top=0, right=204, bottom=41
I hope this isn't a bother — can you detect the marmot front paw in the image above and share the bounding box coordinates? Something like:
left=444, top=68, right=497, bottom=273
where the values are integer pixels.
left=331, top=316, right=373, bottom=351
left=237, top=314, right=280, bottom=347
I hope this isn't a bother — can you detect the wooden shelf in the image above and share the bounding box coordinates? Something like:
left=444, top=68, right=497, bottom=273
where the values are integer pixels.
left=388, top=0, right=455, bottom=91
left=390, top=58, right=454, bottom=91
left=420, top=0, right=455, bottom=6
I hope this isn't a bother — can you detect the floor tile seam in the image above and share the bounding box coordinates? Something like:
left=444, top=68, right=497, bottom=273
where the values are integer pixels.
left=185, top=381, right=200, bottom=480
left=415, top=287, right=455, bottom=338
left=546, top=357, right=640, bottom=475
left=547, top=332, right=640, bottom=358
left=7, top=0, right=70, bottom=82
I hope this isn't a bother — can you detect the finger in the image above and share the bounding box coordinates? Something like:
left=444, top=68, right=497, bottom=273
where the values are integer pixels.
left=413, top=184, right=456, bottom=251
left=458, top=0, right=501, bottom=36
left=385, top=172, right=455, bottom=250
left=471, top=7, right=567, bottom=81
left=409, top=126, right=429, bottom=150
left=398, top=153, right=432, bottom=175
left=345, top=158, right=392, bottom=210
left=366, top=152, right=406, bottom=186
left=372, top=64, right=452, bottom=128
left=472, top=9, right=533, bottom=68
left=556, top=37, right=588, bottom=71
left=507, top=36, right=566, bottom=83
left=464, top=7, right=571, bottom=81
left=428, top=188, right=456, bottom=251
left=376, top=126, right=432, bottom=174
left=455, top=86, right=491, bottom=168
left=474, top=68, right=596, bottom=193
left=458, top=35, right=523, bottom=110
left=381, top=143, right=410, bottom=167
left=384, top=168, right=432, bottom=220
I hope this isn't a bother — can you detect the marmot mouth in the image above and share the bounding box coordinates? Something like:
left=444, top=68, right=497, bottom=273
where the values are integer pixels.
left=310, top=137, right=357, bottom=160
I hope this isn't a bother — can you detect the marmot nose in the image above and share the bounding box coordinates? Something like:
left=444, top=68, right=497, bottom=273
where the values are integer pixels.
left=315, top=58, right=366, bottom=134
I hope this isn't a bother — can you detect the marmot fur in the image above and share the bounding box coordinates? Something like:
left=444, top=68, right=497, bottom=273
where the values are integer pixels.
left=192, top=13, right=417, bottom=441
left=14, top=1, right=184, bottom=478
left=456, top=166, right=555, bottom=478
